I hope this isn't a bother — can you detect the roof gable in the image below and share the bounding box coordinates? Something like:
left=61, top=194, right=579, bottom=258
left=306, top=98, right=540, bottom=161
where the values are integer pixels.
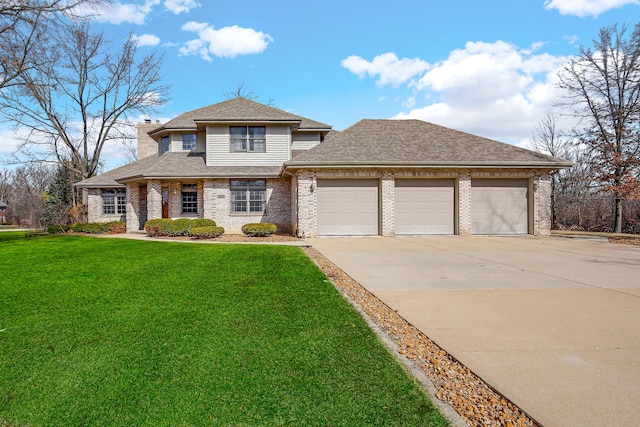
left=154, top=98, right=331, bottom=132
left=287, top=119, right=572, bottom=168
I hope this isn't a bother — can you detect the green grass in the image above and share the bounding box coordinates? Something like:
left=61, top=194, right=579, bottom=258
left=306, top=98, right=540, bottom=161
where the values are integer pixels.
left=0, top=232, right=448, bottom=426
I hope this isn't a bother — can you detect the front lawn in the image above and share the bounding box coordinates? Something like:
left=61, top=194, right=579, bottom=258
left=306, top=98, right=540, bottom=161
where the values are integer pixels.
left=0, top=232, right=448, bottom=426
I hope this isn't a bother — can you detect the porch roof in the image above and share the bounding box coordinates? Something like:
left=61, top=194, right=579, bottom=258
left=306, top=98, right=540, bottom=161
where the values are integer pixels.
left=75, top=152, right=282, bottom=188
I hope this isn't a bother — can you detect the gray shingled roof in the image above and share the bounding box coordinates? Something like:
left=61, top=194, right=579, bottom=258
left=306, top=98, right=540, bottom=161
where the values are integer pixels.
left=76, top=152, right=282, bottom=188
left=151, top=98, right=332, bottom=133
left=286, top=119, right=573, bottom=169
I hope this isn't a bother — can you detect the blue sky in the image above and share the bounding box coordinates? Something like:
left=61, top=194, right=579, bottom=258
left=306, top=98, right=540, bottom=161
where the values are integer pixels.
left=2, top=0, right=640, bottom=169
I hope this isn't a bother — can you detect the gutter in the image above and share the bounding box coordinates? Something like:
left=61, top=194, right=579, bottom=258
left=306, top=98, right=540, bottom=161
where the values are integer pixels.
left=284, top=161, right=575, bottom=170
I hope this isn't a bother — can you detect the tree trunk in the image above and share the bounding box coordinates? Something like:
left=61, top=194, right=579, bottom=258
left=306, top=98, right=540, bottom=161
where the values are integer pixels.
left=614, top=194, right=623, bottom=233
left=551, top=174, right=558, bottom=229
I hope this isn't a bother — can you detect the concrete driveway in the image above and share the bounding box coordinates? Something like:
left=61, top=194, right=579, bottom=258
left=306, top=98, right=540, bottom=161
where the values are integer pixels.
left=306, top=236, right=640, bottom=427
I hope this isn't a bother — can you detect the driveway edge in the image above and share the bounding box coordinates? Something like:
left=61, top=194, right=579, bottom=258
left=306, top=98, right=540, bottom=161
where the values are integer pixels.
left=304, top=246, right=542, bottom=427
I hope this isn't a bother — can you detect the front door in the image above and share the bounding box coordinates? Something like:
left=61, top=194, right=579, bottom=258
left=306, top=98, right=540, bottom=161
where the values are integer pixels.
left=162, top=188, right=169, bottom=218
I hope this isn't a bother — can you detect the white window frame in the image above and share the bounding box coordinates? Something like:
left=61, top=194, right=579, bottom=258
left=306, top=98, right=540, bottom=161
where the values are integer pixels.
left=230, top=180, right=266, bottom=214
left=229, top=126, right=266, bottom=153
left=102, top=189, right=126, bottom=215
left=182, top=133, right=197, bottom=151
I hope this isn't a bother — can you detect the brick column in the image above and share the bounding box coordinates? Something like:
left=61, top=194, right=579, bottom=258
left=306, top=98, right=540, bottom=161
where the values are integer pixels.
left=147, top=180, right=162, bottom=220
left=125, top=183, right=140, bottom=232
left=533, top=174, right=551, bottom=236
left=197, top=181, right=204, bottom=217
left=87, top=189, right=101, bottom=223
left=168, top=181, right=181, bottom=217
left=203, top=179, right=215, bottom=220
left=458, top=173, right=471, bottom=236
left=297, top=172, right=317, bottom=238
left=381, top=172, right=395, bottom=237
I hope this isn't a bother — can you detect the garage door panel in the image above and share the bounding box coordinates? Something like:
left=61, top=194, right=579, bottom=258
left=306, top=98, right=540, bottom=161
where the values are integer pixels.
left=395, top=179, right=454, bottom=235
left=472, top=179, right=528, bottom=235
left=317, top=179, right=379, bottom=236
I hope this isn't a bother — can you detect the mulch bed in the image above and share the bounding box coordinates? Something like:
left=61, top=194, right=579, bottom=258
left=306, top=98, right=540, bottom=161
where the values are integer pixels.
left=303, top=246, right=540, bottom=427
left=147, top=233, right=302, bottom=243
left=609, top=237, right=640, bottom=246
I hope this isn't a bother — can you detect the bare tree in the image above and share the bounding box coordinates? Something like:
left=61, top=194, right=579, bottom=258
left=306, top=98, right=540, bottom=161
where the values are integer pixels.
left=556, top=23, right=640, bottom=233
left=1, top=0, right=106, bottom=91
left=2, top=163, right=55, bottom=227
left=0, top=168, right=11, bottom=201
left=224, top=83, right=276, bottom=107
left=0, top=20, right=170, bottom=186
left=531, top=113, right=572, bottom=228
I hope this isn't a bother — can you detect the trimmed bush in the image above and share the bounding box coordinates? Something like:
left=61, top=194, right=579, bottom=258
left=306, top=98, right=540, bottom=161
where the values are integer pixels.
left=190, top=218, right=217, bottom=228
left=71, top=221, right=126, bottom=234
left=145, top=219, right=171, bottom=237
left=47, top=225, right=70, bottom=234
left=242, top=222, right=277, bottom=237
left=145, top=218, right=219, bottom=237
left=189, top=226, right=225, bottom=239
left=107, top=221, right=126, bottom=234
left=162, top=218, right=192, bottom=236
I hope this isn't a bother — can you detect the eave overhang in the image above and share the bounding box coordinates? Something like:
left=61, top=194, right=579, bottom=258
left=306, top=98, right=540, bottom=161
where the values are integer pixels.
left=284, top=160, right=575, bottom=171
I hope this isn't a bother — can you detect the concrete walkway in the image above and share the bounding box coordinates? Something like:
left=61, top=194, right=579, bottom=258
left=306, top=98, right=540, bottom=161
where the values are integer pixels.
left=306, top=236, right=640, bottom=427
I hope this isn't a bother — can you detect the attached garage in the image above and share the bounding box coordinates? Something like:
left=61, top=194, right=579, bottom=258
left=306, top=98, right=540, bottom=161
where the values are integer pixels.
left=316, top=179, right=379, bottom=235
left=395, top=179, right=455, bottom=235
left=471, top=179, right=529, bottom=235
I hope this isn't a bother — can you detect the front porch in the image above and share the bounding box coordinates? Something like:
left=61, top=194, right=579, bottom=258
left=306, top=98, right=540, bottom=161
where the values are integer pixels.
left=91, top=178, right=295, bottom=234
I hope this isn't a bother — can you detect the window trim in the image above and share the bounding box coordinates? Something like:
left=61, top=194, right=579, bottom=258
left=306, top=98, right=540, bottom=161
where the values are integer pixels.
left=229, top=126, right=266, bottom=153
left=230, top=179, right=267, bottom=214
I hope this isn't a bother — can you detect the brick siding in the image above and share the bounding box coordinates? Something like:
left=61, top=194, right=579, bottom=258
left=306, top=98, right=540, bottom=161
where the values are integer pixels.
left=295, top=168, right=552, bottom=238
left=90, top=168, right=553, bottom=238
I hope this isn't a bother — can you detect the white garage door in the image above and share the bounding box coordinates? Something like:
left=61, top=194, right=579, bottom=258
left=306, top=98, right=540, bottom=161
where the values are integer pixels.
left=317, top=179, right=379, bottom=236
left=472, top=179, right=529, bottom=235
left=395, top=179, right=455, bottom=235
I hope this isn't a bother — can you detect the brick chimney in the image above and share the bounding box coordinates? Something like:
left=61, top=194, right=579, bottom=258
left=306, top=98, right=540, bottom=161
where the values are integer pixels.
left=137, top=119, right=162, bottom=159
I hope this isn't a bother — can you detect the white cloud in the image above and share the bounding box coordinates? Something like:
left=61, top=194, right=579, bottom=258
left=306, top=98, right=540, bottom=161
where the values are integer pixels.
left=564, top=35, right=580, bottom=46
left=164, top=0, right=200, bottom=14
left=340, top=52, right=430, bottom=86
left=80, top=0, right=198, bottom=24
left=179, top=21, right=273, bottom=60
left=392, top=41, right=573, bottom=142
left=92, top=0, right=160, bottom=25
left=133, top=34, right=161, bottom=47
left=0, top=127, right=22, bottom=157
left=544, top=0, right=639, bottom=17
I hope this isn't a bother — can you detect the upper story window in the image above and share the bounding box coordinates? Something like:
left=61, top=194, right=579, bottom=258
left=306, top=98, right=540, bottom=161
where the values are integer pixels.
left=102, top=189, right=126, bottom=215
left=161, top=136, right=170, bottom=153
left=182, top=133, right=197, bottom=151
left=230, top=126, right=266, bottom=152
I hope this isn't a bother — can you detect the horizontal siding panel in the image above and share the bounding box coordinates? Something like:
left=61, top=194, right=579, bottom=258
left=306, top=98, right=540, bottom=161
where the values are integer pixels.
left=207, top=124, right=290, bottom=166
left=292, top=132, right=321, bottom=151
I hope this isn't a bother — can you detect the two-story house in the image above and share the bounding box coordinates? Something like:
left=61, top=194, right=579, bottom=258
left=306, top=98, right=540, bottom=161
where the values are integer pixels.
left=76, top=97, right=572, bottom=237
